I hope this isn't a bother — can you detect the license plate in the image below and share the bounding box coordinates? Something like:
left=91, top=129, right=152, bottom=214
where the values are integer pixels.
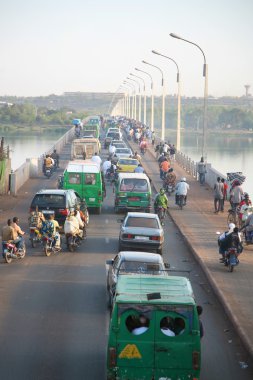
left=89, top=198, right=95, bottom=202
left=135, top=236, right=149, bottom=240
left=128, top=197, right=140, bottom=201
left=42, top=210, right=54, bottom=214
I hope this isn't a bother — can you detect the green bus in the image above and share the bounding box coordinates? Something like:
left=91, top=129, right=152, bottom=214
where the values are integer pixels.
left=61, top=160, right=105, bottom=214
left=107, top=274, right=201, bottom=380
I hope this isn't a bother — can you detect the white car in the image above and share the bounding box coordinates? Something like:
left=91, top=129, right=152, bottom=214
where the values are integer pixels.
left=114, top=147, right=132, bottom=159
left=106, top=251, right=169, bottom=308
left=108, top=128, right=122, bottom=139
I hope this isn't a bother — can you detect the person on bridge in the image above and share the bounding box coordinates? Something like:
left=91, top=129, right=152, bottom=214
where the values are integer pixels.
left=43, top=154, right=54, bottom=174
left=164, top=168, right=176, bottom=188
left=229, top=180, right=244, bottom=212
left=1, top=219, right=15, bottom=251
left=160, top=158, right=170, bottom=180
left=197, top=157, right=206, bottom=186
left=134, top=163, right=145, bottom=174
left=154, top=188, right=169, bottom=213
left=175, top=177, right=189, bottom=205
left=51, top=149, right=60, bottom=168
left=11, top=217, right=25, bottom=250
left=213, top=177, right=224, bottom=214
left=91, top=152, right=102, bottom=167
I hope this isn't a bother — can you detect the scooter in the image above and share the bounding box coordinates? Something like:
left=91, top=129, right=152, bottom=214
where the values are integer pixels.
left=42, top=235, right=61, bottom=257
left=176, top=194, right=186, bottom=210
left=2, top=241, right=26, bottom=264
left=29, top=226, right=42, bottom=248
left=44, top=167, right=52, bottom=178
left=65, top=233, right=82, bottom=252
left=164, top=183, right=175, bottom=196
left=156, top=205, right=166, bottom=226
left=224, top=248, right=240, bottom=272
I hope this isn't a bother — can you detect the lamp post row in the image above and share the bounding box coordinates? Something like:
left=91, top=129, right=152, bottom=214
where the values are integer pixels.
left=113, top=33, right=208, bottom=158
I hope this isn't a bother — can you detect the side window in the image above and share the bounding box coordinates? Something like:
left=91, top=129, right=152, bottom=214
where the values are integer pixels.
left=126, top=314, right=150, bottom=335
left=160, top=316, right=185, bottom=337
left=69, top=173, right=81, bottom=184
left=112, top=255, right=120, bottom=270
left=85, top=174, right=96, bottom=185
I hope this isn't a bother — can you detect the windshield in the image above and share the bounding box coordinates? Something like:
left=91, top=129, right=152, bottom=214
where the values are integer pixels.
left=125, top=217, right=159, bottom=229
left=120, top=178, right=148, bottom=192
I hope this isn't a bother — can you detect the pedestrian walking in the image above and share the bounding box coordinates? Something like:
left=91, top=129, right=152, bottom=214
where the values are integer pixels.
left=214, top=177, right=224, bottom=214
left=197, top=157, right=206, bottom=185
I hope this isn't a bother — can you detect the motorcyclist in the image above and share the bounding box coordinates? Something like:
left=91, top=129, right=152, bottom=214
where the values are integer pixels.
left=11, top=216, right=25, bottom=251
left=164, top=168, right=176, bottom=188
left=140, top=139, right=147, bottom=154
left=29, top=206, right=45, bottom=229
left=51, top=149, right=60, bottom=168
left=43, top=154, right=54, bottom=174
left=41, top=214, right=60, bottom=249
left=218, top=223, right=235, bottom=262
left=64, top=211, right=82, bottom=242
left=154, top=189, right=169, bottom=223
left=1, top=219, right=15, bottom=252
left=238, top=193, right=252, bottom=226
left=175, top=177, right=189, bottom=205
left=133, top=151, right=141, bottom=163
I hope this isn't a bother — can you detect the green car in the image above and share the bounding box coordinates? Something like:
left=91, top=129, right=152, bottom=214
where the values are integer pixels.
left=61, top=160, right=105, bottom=214
left=114, top=173, right=152, bottom=213
left=107, top=274, right=201, bottom=380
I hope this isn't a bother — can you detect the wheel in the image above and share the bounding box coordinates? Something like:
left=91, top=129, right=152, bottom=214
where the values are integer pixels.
left=227, top=212, right=235, bottom=225
left=228, top=264, right=234, bottom=272
left=4, top=250, right=13, bottom=264
left=157, top=247, right=163, bottom=255
left=96, top=206, right=102, bottom=215
left=44, top=243, right=51, bottom=257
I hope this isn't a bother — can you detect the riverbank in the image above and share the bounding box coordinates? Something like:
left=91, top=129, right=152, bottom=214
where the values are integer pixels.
left=0, top=124, right=69, bottom=134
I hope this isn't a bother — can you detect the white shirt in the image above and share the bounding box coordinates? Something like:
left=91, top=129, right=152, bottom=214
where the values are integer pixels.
left=132, top=326, right=148, bottom=335
left=109, top=145, right=116, bottom=155
left=102, top=160, right=111, bottom=175
left=91, top=155, right=102, bottom=166
left=175, top=181, right=189, bottom=196
left=161, top=328, right=175, bottom=337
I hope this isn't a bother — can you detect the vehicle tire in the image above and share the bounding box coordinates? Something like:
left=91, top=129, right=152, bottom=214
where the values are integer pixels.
left=4, top=250, right=13, bottom=264
left=227, top=212, right=235, bottom=225
left=96, top=206, right=102, bottom=215
left=44, top=242, right=51, bottom=257
left=157, top=247, right=163, bottom=255
left=228, top=264, right=234, bottom=272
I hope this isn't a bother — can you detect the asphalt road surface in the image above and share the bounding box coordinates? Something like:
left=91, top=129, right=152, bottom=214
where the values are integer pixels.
left=0, top=142, right=252, bottom=379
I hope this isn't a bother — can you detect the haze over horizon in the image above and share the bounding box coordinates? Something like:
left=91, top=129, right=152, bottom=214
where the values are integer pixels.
left=1, top=0, right=252, bottom=98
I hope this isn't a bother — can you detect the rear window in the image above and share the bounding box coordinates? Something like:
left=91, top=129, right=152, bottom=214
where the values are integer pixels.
left=125, top=217, right=159, bottom=229
left=119, top=261, right=162, bottom=273
left=119, top=159, right=138, bottom=166
left=32, top=194, right=65, bottom=208
left=120, top=178, right=148, bottom=192
left=116, top=149, right=130, bottom=154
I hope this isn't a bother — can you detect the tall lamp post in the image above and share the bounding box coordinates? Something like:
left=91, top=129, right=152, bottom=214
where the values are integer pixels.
left=142, top=60, right=165, bottom=141
left=124, top=81, right=136, bottom=120
left=170, top=32, right=208, bottom=159
left=130, top=73, right=146, bottom=125
left=127, top=76, right=141, bottom=122
left=120, top=86, right=129, bottom=117
left=152, top=50, right=181, bottom=151
left=135, top=67, right=154, bottom=131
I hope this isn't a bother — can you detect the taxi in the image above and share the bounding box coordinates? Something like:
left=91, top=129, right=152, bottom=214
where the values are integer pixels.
left=117, top=158, right=139, bottom=173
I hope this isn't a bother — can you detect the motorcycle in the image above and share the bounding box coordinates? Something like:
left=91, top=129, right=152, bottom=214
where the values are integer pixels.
left=44, top=167, right=52, bottom=178
left=65, top=233, right=82, bottom=252
left=156, top=205, right=166, bottom=226
left=224, top=248, right=240, bottom=272
left=29, top=226, right=42, bottom=248
left=42, top=235, right=61, bottom=257
left=176, top=194, right=186, bottom=210
left=164, top=182, right=175, bottom=196
left=2, top=241, right=26, bottom=264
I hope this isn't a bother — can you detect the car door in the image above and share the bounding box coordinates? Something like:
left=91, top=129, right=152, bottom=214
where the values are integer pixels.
left=108, top=255, right=121, bottom=296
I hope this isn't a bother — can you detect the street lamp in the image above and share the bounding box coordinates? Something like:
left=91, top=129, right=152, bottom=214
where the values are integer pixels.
left=124, top=81, right=136, bottom=120
left=152, top=50, right=181, bottom=151
left=119, top=86, right=129, bottom=117
left=135, top=67, right=154, bottom=131
left=170, top=32, right=208, bottom=159
left=127, top=76, right=141, bottom=122
left=142, top=60, right=165, bottom=141
left=130, top=73, right=146, bottom=125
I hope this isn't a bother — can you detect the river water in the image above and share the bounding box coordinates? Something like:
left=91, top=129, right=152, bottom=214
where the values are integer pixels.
left=2, top=128, right=252, bottom=196
left=167, top=131, right=253, bottom=194
left=2, top=129, right=65, bottom=171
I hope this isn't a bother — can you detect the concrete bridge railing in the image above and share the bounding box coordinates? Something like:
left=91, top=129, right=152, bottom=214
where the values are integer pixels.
left=10, top=127, right=75, bottom=196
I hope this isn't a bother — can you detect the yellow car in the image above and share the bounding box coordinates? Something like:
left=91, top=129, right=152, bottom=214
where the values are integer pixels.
left=117, top=158, right=139, bottom=173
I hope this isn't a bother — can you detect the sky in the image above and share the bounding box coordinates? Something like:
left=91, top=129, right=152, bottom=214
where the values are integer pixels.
left=0, top=0, right=252, bottom=98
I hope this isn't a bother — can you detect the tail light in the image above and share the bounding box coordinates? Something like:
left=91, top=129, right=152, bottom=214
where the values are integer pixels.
left=192, top=351, right=200, bottom=370
left=59, top=208, right=68, bottom=216
left=123, top=234, right=134, bottom=239
left=150, top=236, right=161, bottom=241
left=108, top=347, right=117, bottom=367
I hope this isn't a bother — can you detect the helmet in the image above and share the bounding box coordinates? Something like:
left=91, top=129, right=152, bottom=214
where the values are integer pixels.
left=181, top=177, right=186, bottom=182
left=244, top=192, right=249, bottom=198
left=168, top=168, right=173, bottom=173
left=160, top=188, right=165, bottom=195
left=228, top=223, right=235, bottom=231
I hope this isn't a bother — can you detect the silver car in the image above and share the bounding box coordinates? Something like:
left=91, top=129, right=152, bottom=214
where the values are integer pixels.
left=118, top=212, right=164, bottom=255
left=114, top=147, right=132, bottom=159
left=106, top=251, right=169, bottom=308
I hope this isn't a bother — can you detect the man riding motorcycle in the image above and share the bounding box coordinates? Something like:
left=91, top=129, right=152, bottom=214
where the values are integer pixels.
left=154, top=188, right=169, bottom=225
left=163, top=168, right=176, bottom=188
left=175, top=177, right=189, bottom=205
